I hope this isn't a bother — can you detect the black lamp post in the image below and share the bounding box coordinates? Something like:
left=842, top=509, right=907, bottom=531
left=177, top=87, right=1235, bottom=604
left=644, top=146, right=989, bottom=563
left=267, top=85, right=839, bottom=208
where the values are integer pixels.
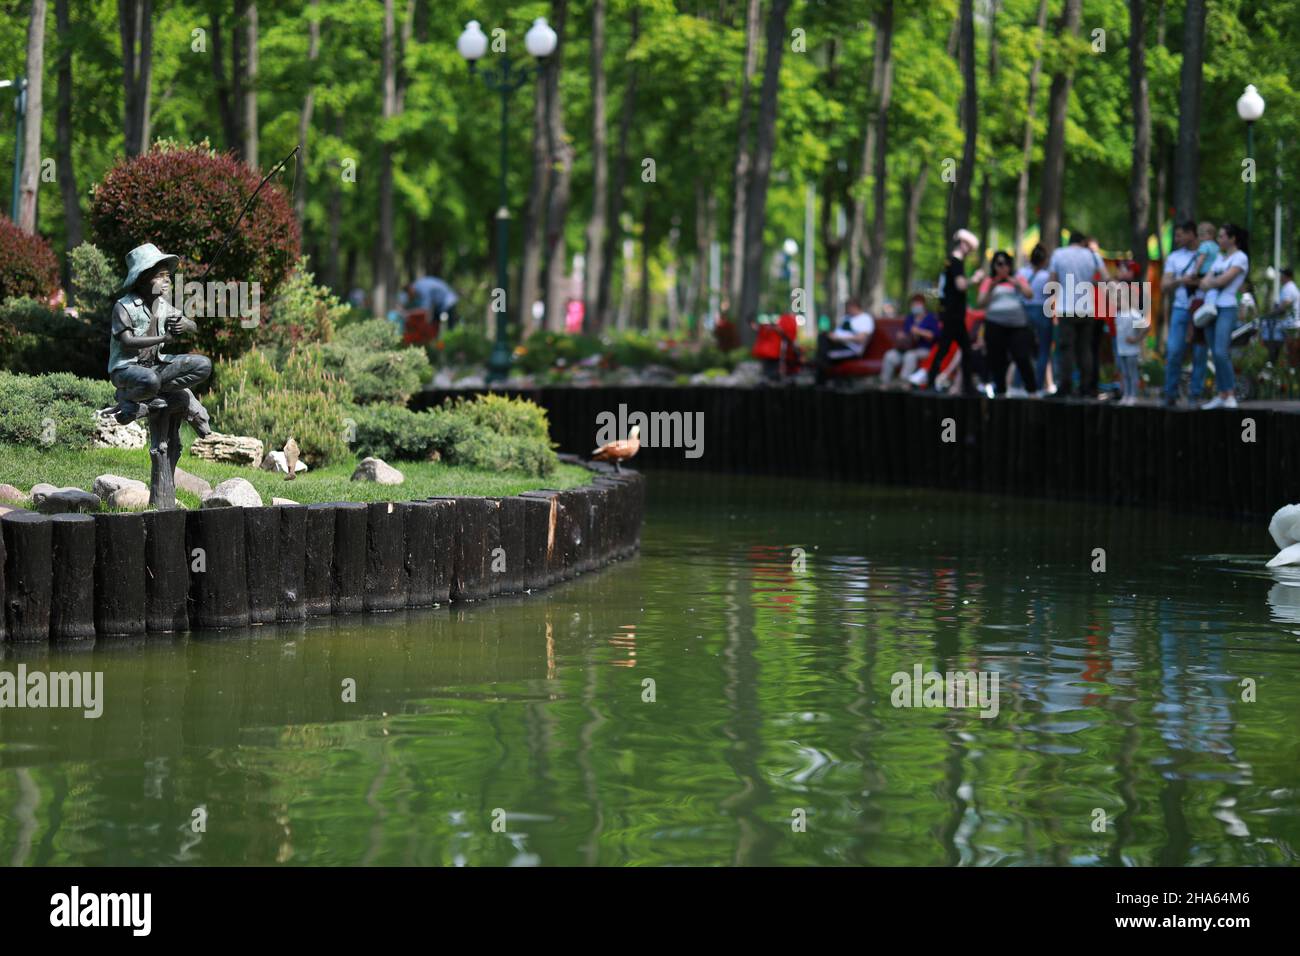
left=1237, top=84, right=1265, bottom=243
left=458, top=19, right=557, bottom=384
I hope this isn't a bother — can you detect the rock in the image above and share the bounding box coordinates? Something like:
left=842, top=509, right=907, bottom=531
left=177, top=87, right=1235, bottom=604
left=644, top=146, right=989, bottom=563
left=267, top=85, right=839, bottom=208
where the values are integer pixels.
left=202, top=477, right=264, bottom=509
left=351, top=457, right=404, bottom=486
left=190, top=432, right=264, bottom=467
left=0, top=504, right=33, bottom=517
left=91, top=408, right=147, bottom=450
left=108, top=485, right=152, bottom=510
left=453, top=374, right=486, bottom=389
left=272, top=497, right=299, bottom=506
left=0, top=483, right=27, bottom=504
left=30, top=485, right=101, bottom=515
left=93, top=473, right=148, bottom=503
left=261, top=450, right=308, bottom=475
left=174, top=467, right=212, bottom=497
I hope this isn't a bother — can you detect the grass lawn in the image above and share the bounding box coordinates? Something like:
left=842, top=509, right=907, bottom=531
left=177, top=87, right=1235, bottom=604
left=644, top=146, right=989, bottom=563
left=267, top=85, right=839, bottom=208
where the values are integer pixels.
left=2, top=443, right=591, bottom=510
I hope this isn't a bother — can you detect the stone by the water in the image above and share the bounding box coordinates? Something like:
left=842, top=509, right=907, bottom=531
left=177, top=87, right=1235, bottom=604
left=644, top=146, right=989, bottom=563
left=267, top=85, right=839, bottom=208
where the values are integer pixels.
left=30, top=485, right=101, bottom=515
left=202, top=477, right=264, bottom=509
left=351, top=457, right=404, bottom=485
left=190, top=433, right=264, bottom=467
left=0, top=483, right=27, bottom=504
left=93, top=474, right=148, bottom=503
left=174, top=467, right=212, bottom=497
left=108, top=485, right=152, bottom=510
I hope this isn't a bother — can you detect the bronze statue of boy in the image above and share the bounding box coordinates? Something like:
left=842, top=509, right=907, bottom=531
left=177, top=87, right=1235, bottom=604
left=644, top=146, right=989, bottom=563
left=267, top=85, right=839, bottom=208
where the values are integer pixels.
left=108, top=243, right=213, bottom=436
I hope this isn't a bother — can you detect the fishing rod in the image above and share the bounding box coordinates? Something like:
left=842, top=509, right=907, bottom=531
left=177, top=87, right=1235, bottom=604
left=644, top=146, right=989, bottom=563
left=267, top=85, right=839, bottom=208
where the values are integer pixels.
left=197, top=143, right=301, bottom=281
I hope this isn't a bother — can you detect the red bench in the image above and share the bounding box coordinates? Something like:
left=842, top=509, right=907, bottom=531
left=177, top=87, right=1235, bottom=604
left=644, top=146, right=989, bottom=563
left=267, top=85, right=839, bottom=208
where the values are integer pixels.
left=825, top=316, right=904, bottom=378
left=826, top=310, right=985, bottom=380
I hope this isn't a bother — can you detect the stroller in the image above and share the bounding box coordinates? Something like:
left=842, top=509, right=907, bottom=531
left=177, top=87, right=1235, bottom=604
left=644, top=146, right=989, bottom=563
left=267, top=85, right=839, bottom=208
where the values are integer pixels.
left=752, top=312, right=804, bottom=382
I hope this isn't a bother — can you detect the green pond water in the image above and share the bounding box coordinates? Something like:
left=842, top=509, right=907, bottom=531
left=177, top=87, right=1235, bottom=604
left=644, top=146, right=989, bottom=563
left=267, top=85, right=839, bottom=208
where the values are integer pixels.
left=1, top=473, right=1298, bottom=866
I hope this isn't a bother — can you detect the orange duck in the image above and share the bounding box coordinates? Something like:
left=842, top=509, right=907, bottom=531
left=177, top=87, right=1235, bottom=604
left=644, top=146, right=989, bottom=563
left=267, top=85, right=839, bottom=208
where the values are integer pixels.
left=591, top=425, right=640, bottom=473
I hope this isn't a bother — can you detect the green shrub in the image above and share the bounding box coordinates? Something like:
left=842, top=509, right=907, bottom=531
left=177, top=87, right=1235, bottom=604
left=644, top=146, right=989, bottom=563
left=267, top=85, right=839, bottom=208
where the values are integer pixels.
left=253, top=258, right=345, bottom=350
left=350, top=403, right=441, bottom=462
left=68, top=242, right=118, bottom=319
left=314, top=318, right=431, bottom=405
left=208, top=347, right=352, bottom=465
left=433, top=326, right=493, bottom=367
left=0, top=371, right=115, bottom=448
left=516, top=330, right=603, bottom=373
left=438, top=391, right=554, bottom=442
left=609, top=331, right=665, bottom=369
left=424, top=394, right=557, bottom=476
left=351, top=394, right=557, bottom=476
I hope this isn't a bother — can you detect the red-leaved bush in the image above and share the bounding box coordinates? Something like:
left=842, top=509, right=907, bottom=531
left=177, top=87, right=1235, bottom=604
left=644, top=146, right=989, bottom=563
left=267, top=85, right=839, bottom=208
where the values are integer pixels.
left=89, top=142, right=301, bottom=357
left=0, top=216, right=58, bottom=303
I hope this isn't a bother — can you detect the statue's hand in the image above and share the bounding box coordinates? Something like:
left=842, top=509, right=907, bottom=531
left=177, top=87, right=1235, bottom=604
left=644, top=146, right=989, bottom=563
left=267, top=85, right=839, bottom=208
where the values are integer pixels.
left=166, top=316, right=198, bottom=337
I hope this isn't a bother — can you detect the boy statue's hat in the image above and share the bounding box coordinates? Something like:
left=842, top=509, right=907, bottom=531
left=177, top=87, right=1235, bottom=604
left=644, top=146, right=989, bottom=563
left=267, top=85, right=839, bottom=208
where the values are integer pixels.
left=119, top=243, right=180, bottom=295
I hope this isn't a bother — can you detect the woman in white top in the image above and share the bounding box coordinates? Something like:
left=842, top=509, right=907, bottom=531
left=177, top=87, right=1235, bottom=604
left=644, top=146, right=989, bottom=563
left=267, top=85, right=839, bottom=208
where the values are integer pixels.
left=1196, top=223, right=1249, bottom=409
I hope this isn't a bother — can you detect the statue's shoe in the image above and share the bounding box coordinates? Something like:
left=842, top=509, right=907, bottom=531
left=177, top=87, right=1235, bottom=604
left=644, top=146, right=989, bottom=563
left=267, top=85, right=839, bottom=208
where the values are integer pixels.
left=112, top=400, right=145, bottom=425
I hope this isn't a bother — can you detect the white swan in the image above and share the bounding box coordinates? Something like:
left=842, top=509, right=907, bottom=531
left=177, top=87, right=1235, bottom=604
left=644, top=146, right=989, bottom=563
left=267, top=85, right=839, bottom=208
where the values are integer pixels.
left=1266, top=505, right=1300, bottom=567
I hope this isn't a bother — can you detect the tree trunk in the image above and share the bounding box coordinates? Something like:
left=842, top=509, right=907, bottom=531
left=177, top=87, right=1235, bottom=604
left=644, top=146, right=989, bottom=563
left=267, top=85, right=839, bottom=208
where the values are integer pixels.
left=819, top=183, right=842, bottom=324
left=520, top=65, right=550, bottom=337
left=17, top=0, right=46, bottom=234
left=727, top=0, right=761, bottom=317
left=581, top=0, right=608, bottom=332
left=324, top=109, right=343, bottom=288
left=119, top=0, right=153, bottom=158
left=243, top=3, right=257, bottom=169
left=1171, top=0, right=1206, bottom=222
left=1037, top=0, right=1083, bottom=255
left=294, top=0, right=321, bottom=225
left=597, top=6, right=638, bottom=329
left=737, top=0, right=792, bottom=342
left=692, top=185, right=716, bottom=339
left=848, top=10, right=891, bottom=301
left=863, top=0, right=894, bottom=310
left=901, top=162, right=928, bottom=298
left=372, top=0, right=397, bottom=317
left=1129, top=0, right=1151, bottom=274
left=542, top=0, right=573, bottom=333
left=1013, top=0, right=1049, bottom=265
left=947, top=0, right=977, bottom=238
left=208, top=13, right=239, bottom=154
left=977, top=0, right=999, bottom=256
left=55, top=0, right=83, bottom=257
left=638, top=214, right=652, bottom=331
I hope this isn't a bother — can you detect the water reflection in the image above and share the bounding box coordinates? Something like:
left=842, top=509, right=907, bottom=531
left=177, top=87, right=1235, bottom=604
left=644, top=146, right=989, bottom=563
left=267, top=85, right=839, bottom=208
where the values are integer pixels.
left=0, top=473, right=1297, bottom=866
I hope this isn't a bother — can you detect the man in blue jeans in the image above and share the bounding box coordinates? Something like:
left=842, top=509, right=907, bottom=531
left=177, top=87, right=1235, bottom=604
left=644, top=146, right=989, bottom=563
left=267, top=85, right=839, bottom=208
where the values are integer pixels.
left=1161, top=221, right=1208, bottom=407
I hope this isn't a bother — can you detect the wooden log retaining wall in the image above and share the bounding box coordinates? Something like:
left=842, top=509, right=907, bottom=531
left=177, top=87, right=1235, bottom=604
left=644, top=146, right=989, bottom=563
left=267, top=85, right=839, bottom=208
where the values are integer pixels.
left=413, top=386, right=1290, bottom=522
left=0, top=465, right=644, bottom=642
